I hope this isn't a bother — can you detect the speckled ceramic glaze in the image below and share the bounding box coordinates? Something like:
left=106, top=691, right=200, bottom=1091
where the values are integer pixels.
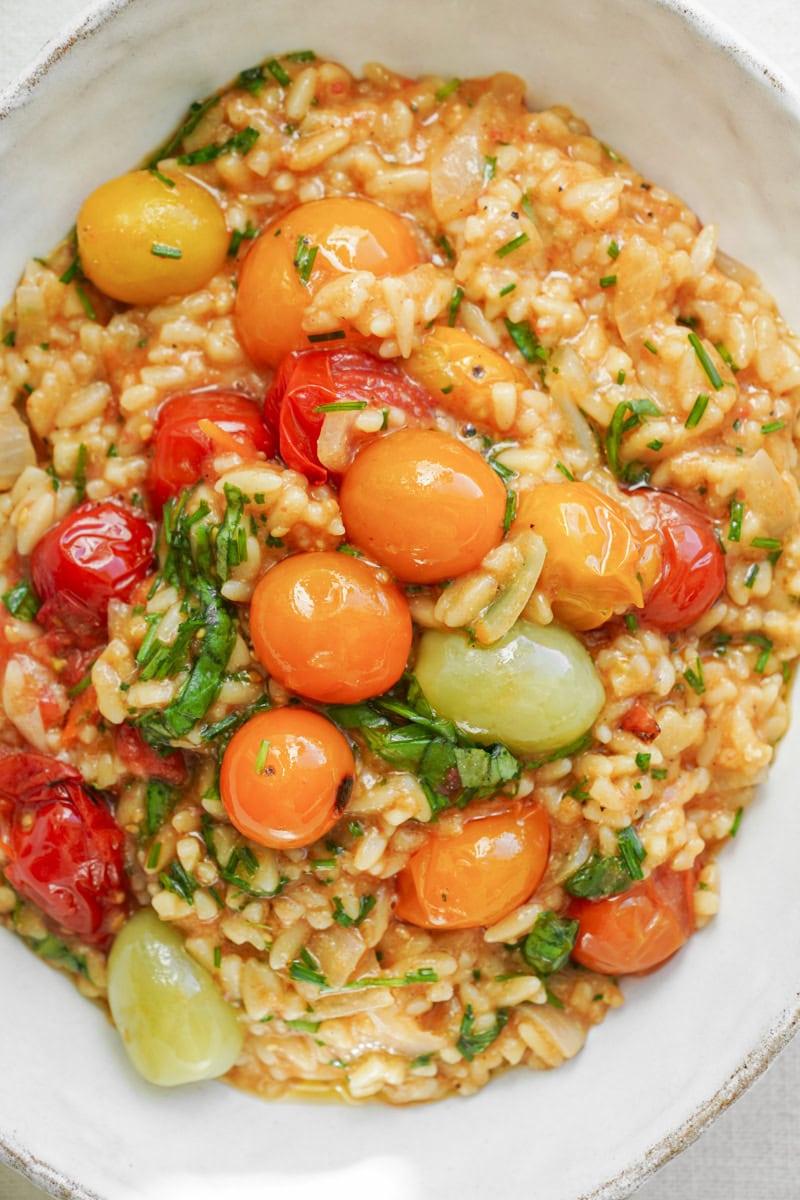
left=1, top=2, right=799, bottom=1198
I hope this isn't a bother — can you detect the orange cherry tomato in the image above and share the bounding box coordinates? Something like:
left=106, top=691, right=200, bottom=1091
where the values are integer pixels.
left=234, top=197, right=421, bottom=369
left=511, top=481, right=661, bottom=631
left=568, top=866, right=695, bottom=975
left=339, top=429, right=508, bottom=584
left=220, top=708, right=355, bottom=850
left=394, top=801, right=551, bottom=930
left=249, top=551, right=412, bottom=703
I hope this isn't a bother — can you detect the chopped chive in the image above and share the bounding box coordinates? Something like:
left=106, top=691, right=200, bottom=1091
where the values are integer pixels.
left=685, top=393, right=710, bottom=429
left=448, top=286, right=464, bottom=326
left=483, top=155, right=497, bottom=183
left=149, top=167, right=175, bottom=188
left=312, top=400, right=368, bottom=414
left=601, top=142, right=622, bottom=162
left=146, top=842, right=161, bottom=871
left=623, top=613, right=638, bottom=632
left=435, top=78, right=461, bottom=101
left=73, top=443, right=88, bottom=502
left=688, top=331, right=723, bottom=389
left=607, top=240, right=620, bottom=260
left=647, top=439, right=663, bottom=451
left=555, top=461, right=574, bottom=481
left=286, top=50, right=316, bottom=62
left=728, top=497, right=745, bottom=543
left=745, top=633, right=773, bottom=673
left=643, top=339, right=659, bottom=355
left=1, top=330, right=16, bottom=346
left=730, top=806, right=743, bottom=837
left=293, top=236, right=318, bottom=285
left=307, top=330, right=346, bottom=343
left=149, top=94, right=221, bottom=164
left=498, top=282, right=517, bottom=297
left=228, top=220, right=258, bottom=257
left=437, top=234, right=455, bottom=261
left=254, top=738, right=271, bottom=774
left=635, top=752, right=651, bottom=772
left=782, top=661, right=792, bottom=684
left=267, top=59, right=292, bottom=87
left=177, top=126, right=259, bottom=165
left=502, top=488, right=517, bottom=534
left=151, top=243, right=182, bottom=259
left=75, top=284, right=96, bottom=321
left=651, top=767, right=668, bottom=780
left=715, top=342, right=739, bottom=373
left=599, top=274, right=617, bottom=288
left=616, top=369, right=626, bottom=385
left=761, top=420, right=786, bottom=434
left=520, top=191, right=535, bottom=221
left=504, top=317, right=546, bottom=363
left=495, top=232, right=530, bottom=259
left=213, top=946, right=222, bottom=968
left=744, top=563, right=760, bottom=589
left=683, top=656, right=705, bottom=695
left=751, top=537, right=781, bottom=551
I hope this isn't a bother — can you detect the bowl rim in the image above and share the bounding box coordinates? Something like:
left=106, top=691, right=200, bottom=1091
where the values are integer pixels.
left=1, top=2, right=799, bottom=1198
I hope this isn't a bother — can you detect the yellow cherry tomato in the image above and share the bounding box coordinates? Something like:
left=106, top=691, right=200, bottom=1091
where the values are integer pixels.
left=77, top=169, right=228, bottom=305
left=404, top=326, right=529, bottom=430
left=512, top=481, right=661, bottom=630
left=339, top=428, right=508, bottom=584
left=234, top=197, right=421, bottom=369
left=249, top=551, right=412, bottom=703
left=395, top=801, right=551, bottom=929
left=220, top=708, right=355, bottom=850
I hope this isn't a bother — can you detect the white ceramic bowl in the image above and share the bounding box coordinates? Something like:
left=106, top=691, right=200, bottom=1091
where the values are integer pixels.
left=1, top=2, right=799, bottom=1198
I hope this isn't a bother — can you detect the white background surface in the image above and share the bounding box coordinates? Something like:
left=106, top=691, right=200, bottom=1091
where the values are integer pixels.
left=0, top=1, right=798, bottom=1197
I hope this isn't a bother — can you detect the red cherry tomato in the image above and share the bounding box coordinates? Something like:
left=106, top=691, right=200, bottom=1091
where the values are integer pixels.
left=637, top=491, right=725, bottom=633
left=249, top=551, right=412, bottom=703
left=114, top=723, right=187, bottom=786
left=0, top=753, right=127, bottom=944
left=149, top=389, right=274, bottom=508
left=31, top=501, right=155, bottom=629
left=394, top=801, right=551, bottom=930
left=339, top=428, right=508, bottom=583
left=263, top=347, right=434, bottom=485
left=235, top=197, right=421, bottom=369
left=568, top=866, right=695, bottom=975
left=220, top=708, right=355, bottom=849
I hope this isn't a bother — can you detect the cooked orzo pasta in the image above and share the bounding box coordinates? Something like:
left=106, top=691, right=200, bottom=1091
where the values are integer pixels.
left=1, top=51, right=799, bottom=1104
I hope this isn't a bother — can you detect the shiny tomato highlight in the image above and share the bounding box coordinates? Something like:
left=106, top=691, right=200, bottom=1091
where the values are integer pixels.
left=263, top=347, right=434, bottom=485
left=220, top=708, right=355, bottom=849
left=339, top=428, right=508, bottom=584
left=235, top=197, right=421, bottom=369
left=149, top=389, right=274, bottom=508
left=636, top=490, right=726, bottom=633
left=0, top=752, right=127, bottom=943
left=512, top=481, right=661, bottom=630
left=568, top=866, right=695, bottom=975
left=249, top=551, right=412, bottom=703
left=394, top=801, right=551, bottom=929
left=31, top=500, right=155, bottom=624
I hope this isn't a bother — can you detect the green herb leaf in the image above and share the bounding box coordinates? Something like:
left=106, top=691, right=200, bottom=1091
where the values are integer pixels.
left=617, top=825, right=646, bottom=881
left=31, top=934, right=88, bottom=978
left=159, top=860, right=199, bottom=903
left=456, top=1005, right=508, bottom=1061
left=2, top=580, right=41, bottom=622
left=564, top=853, right=633, bottom=899
left=521, top=911, right=579, bottom=976
left=145, top=779, right=175, bottom=837
left=504, top=317, right=547, bottom=363
left=332, top=894, right=377, bottom=928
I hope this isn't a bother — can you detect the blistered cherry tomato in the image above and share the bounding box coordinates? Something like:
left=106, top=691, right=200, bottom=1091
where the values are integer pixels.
left=395, top=801, right=551, bottom=929
left=31, top=500, right=155, bottom=624
left=636, top=491, right=726, bottom=633
left=149, top=389, right=274, bottom=508
left=0, top=753, right=127, bottom=943
left=568, top=866, right=695, bottom=975
left=512, top=481, right=661, bottom=631
left=339, top=429, right=507, bottom=584
left=220, top=708, right=355, bottom=849
left=249, top=551, right=412, bottom=703
left=115, top=724, right=187, bottom=786
left=235, top=197, right=420, bottom=369
left=77, top=169, right=229, bottom=306
left=263, top=347, right=433, bottom=485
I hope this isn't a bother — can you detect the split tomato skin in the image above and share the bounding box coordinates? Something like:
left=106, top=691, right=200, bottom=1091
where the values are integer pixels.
left=636, top=491, right=726, bottom=633
left=220, top=708, right=355, bottom=850
left=394, top=801, right=551, bottom=930
left=339, top=428, right=508, bottom=584
left=249, top=550, right=413, bottom=704
left=149, top=389, right=274, bottom=508
left=0, top=753, right=127, bottom=944
left=568, top=865, right=695, bottom=975
left=262, top=347, right=433, bottom=485
left=31, top=499, right=156, bottom=621
left=235, top=196, right=421, bottom=369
